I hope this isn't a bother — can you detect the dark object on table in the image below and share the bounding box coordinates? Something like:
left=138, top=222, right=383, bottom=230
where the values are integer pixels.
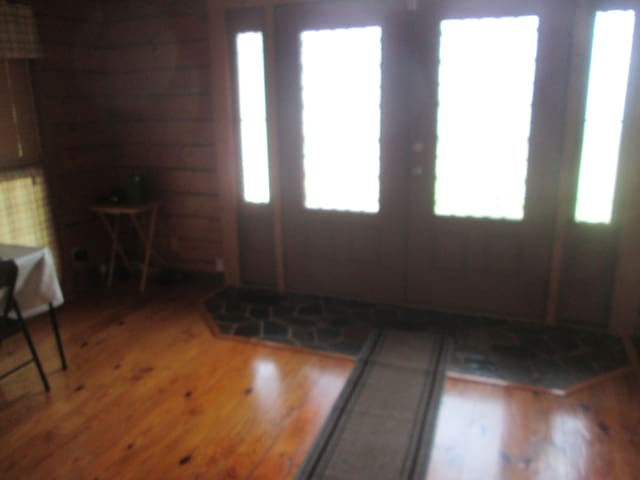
left=96, top=188, right=127, bottom=205
left=126, top=175, right=146, bottom=204
left=154, top=268, right=192, bottom=285
left=95, top=174, right=146, bottom=206
left=0, top=260, right=50, bottom=392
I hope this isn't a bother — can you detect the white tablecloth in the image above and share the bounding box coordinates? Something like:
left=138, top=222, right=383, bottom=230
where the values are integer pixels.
left=0, top=244, right=64, bottom=318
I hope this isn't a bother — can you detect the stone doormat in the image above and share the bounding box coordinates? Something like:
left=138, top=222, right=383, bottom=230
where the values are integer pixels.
left=204, top=288, right=629, bottom=391
left=205, top=288, right=372, bottom=356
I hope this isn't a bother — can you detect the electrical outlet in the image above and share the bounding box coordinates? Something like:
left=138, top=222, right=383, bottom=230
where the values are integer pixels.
left=215, top=258, right=225, bottom=272
left=72, top=247, right=89, bottom=265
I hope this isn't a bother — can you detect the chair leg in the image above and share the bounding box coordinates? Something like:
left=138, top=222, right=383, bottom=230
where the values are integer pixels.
left=48, top=303, right=67, bottom=370
left=20, top=323, right=50, bottom=393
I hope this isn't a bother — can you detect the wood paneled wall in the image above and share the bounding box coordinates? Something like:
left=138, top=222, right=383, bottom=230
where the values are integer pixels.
left=29, top=0, right=223, bottom=292
left=29, top=0, right=113, bottom=293
left=98, top=0, right=221, bottom=274
left=23, top=0, right=640, bottom=335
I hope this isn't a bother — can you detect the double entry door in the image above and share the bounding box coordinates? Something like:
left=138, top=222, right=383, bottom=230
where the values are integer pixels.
left=232, top=0, right=636, bottom=324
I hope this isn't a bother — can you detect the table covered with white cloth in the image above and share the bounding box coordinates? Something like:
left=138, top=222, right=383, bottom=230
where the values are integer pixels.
left=0, top=244, right=64, bottom=318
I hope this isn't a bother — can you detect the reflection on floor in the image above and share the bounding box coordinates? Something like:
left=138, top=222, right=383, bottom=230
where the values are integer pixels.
left=1, top=281, right=638, bottom=479
left=205, top=288, right=630, bottom=391
left=427, top=373, right=640, bottom=479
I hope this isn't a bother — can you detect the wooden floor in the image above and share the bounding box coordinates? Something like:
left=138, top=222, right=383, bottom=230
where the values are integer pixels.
left=0, top=281, right=638, bottom=479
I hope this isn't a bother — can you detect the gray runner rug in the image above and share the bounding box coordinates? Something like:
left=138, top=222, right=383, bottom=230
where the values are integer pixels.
left=296, top=329, right=451, bottom=480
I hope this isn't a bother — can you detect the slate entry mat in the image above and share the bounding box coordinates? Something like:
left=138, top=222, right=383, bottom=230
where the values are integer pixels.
left=296, top=329, right=451, bottom=480
left=205, top=288, right=629, bottom=391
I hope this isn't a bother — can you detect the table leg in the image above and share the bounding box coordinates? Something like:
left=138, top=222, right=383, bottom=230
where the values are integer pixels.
left=130, top=213, right=167, bottom=265
left=140, top=205, right=158, bottom=292
left=97, top=213, right=133, bottom=274
left=107, top=214, right=120, bottom=288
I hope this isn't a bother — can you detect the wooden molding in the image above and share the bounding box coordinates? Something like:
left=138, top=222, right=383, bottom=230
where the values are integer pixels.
left=215, top=0, right=316, bottom=7
left=208, top=4, right=242, bottom=286
left=448, top=366, right=634, bottom=397
left=622, top=335, right=640, bottom=382
left=447, top=371, right=565, bottom=396
left=608, top=14, right=640, bottom=336
left=561, top=366, right=634, bottom=396
left=545, top=0, right=590, bottom=325
left=264, top=6, right=286, bottom=293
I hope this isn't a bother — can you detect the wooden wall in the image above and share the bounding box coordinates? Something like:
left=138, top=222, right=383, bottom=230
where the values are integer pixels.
left=22, top=0, right=640, bottom=335
left=98, top=0, right=222, bottom=274
left=30, top=0, right=114, bottom=293
left=29, top=0, right=223, bottom=293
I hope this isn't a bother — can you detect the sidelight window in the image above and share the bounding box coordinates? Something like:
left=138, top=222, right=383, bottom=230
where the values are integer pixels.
left=574, top=10, right=635, bottom=224
left=235, top=31, right=271, bottom=204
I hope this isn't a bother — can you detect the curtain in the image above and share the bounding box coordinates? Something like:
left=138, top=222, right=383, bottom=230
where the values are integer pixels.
left=0, top=1, right=42, bottom=59
left=0, top=6, right=58, bottom=270
left=1, top=60, right=40, bottom=168
left=0, top=166, right=59, bottom=268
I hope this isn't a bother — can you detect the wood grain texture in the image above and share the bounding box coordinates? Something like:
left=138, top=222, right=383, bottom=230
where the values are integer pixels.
left=26, top=0, right=639, bottom=328
left=208, top=4, right=242, bottom=286
left=30, top=0, right=222, bottom=292
left=0, top=282, right=352, bottom=479
left=1, top=282, right=639, bottom=479
left=265, top=6, right=286, bottom=292
left=30, top=0, right=114, bottom=294
left=622, top=336, right=640, bottom=382
left=545, top=0, right=590, bottom=325
left=609, top=10, right=640, bottom=335
left=429, top=373, right=640, bottom=480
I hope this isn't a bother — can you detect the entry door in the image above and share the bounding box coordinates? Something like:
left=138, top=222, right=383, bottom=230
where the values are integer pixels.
left=228, top=10, right=277, bottom=287
left=556, top=5, right=638, bottom=327
left=276, top=4, right=409, bottom=303
left=234, top=0, right=635, bottom=323
left=275, top=0, right=570, bottom=316
left=406, top=0, right=573, bottom=318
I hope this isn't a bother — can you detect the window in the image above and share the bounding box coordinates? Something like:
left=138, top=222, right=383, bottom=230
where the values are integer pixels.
left=574, top=10, right=635, bottom=224
left=1, top=60, right=59, bottom=268
left=300, top=26, right=382, bottom=214
left=434, top=16, right=539, bottom=220
left=0, top=166, right=58, bottom=258
left=235, top=31, right=270, bottom=204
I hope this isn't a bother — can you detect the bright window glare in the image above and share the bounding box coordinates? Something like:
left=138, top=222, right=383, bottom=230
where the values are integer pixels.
left=434, top=16, right=539, bottom=220
left=575, top=10, right=635, bottom=224
left=236, top=32, right=270, bottom=204
left=301, top=27, right=382, bottom=213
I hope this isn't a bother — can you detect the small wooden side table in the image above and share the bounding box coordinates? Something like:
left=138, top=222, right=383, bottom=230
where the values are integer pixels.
left=89, top=202, right=161, bottom=292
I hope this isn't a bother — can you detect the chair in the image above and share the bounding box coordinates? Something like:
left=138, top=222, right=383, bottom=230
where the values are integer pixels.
left=0, top=260, right=50, bottom=392
left=47, top=302, right=67, bottom=371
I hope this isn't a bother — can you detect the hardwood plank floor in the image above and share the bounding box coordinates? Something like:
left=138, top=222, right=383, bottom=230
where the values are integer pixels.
left=1, top=281, right=638, bottom=479
left=428, top=366, right=640, bottom=480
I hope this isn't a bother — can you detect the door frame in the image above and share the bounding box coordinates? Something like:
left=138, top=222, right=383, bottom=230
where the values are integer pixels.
left=274, top=1, right=411, bottom=303
left=215, top=0, right=640, bottom=332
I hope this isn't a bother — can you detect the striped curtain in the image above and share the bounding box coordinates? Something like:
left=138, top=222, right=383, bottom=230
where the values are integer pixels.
left=0, top=166, right=59, bottom=269
left=0, top=5, right=58, bottom=271
left=0, top=1, right=42, bottom=59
